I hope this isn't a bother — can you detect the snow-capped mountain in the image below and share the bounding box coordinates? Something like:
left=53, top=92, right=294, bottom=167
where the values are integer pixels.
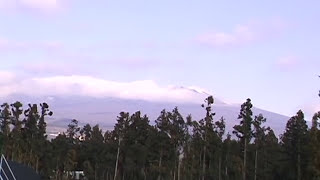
left=0, top=88, right=290, bottom=138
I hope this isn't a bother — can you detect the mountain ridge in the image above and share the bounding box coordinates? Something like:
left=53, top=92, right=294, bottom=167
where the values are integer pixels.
left=0, top=93, right=290, bottom=138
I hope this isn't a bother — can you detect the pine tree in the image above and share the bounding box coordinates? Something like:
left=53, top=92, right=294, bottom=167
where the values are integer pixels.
left=66, top=119, right=80, bottom=144
left=0, top=103, right=12, bottom=156
left=252, top=114, right=266, bottom=180
left=281, top=110, right=309, bottom=180
left=200, top=96, right=215, bottom=180
left=186, top=115, right=203, bottom=180
left=168, top=107, right=187, bottom=180
left=52, top=133, right=69, bottom=179
left=38, top=102, right=53, bottom=139
left=155, top=109, right=173, bottom=180
left=215, top=117, right=225, bottom=180
left=310, top=112, right=320, bottom=179
left=0, top=103, right=11, bottom=137
left=23, top=104, right=40, bottom=167
left=233, top=98, right=254, bottom=180
left=80, top=123, right=92, bottom=141
left=263, top=128, right=280, bottom=180
left=10, top=101, right=23, bottom=162
left=113, top=112, right=130, bottom=180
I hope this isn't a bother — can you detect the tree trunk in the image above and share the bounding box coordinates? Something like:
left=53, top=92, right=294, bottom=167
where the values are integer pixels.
left=243, top=138, right=247, bottom=180
left=202, top=144, right=206, bottom=180
left=297, top=140, right=301, bottom=180
left=254, top=149, right=258, bottom=180
left=173, top=148, right=176, bottom=180
left=173, top=165, right=176, bottom=180
left=225, top=153, right=228, bottom=180
left=102, top=169, right=106, bottom=180
left=198, top=150, right=202, bottom=180
left=143, top=167, right=147, bottom=180
left=114, top=137, right=121, bottom=180
left=178, top=156, right=181, bottom=180
left=218, top=156, right=221, bottom=180
left=36, top=156, right=39, bottom=174
left=95, top=163, right=98, bottom=180
left=297, top=152, right=301, bottom=180
left=225, top=165, right=228, bottom=180
left=157, top=149, right=162, bottom=180
left=29, top=149, right=33, bottom=167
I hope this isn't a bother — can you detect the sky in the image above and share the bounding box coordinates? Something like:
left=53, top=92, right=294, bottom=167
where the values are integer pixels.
left=0, top=0, right=319, bottom=119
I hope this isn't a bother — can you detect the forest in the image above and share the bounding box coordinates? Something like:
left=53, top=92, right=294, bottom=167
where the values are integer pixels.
left=0, top=94, right=319, bottom=180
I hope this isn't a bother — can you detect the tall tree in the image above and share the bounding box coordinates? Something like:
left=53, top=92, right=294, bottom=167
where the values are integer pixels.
left=0, top=103, right=11, bottom=137
left=36, top=103, right=53, bottom=176
left=38, top=102, right=53, bottom=139
left=52, top=133, right=69, bottom=180
left=309, top=112, right=320, bottom=179
left=66, top=119, right=81, bottom=144
left=168, top=107, right=187, bottom=180
left=23, top=104, right=40, bottom=167
left=155, top=109, right=172, bottom=180
left=113, top=112, right=130, bottom=180
left=252, top=114, right=267, bottom=180
left=200, top=96, right=215, bottom=180
left=215, top=117, right=225, bottom=180
left=281, top=110, right=309, bottom=180
left=233, top=98, right=254, bottom=180
left=0, top=103, right=12, bottom=156
left=10, top=101, right=24, bottom=161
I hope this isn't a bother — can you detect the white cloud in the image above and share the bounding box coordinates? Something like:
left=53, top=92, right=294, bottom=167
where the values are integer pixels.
left=196, top=25, right=254, bottom=47
left=0, top=73, right=208, bottom=103
left=0, top=38, right=63, bottom=52
left=195, top=18, right=286, bottom=48
left=0, top=71, right=16, bottom=85
left=19, top=61, right=73, bottom=75
left=20, top=0, right=58, bottom=9
left=276, top=55, right=299, bottom=69
left=275, top=55, right=301, bottom=70
left=0, top=0, right=65, bottom=12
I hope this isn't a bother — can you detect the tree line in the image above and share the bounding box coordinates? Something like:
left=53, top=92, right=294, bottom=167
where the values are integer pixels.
left=0, top=96, right=319, bottom=180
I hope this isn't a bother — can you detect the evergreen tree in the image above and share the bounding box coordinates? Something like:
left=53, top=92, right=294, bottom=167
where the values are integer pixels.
left=10, top=101, right=23, bottom=162
left=113, top=112, right=130, bottom=180
left=252, top=114, right=266, bottom=180
left=66, top=119, right=80, bottom=144
left=0, top=103, right=11, bottom=137
left=168, top=107, right=187, bottom=180
left=0, top=103, right=12, bottom=155
left=281, top=110, right=309, bottom=180
left=233, top=98, right=254, bottom=180
left=200, top=96, right=216, bottom=180
left=155, top=109, right=173, bottom=180
left=38, top=102, right=53, bottom=139
left=23, top=104, right=40, bottom=167
left=52, top=133, right=69, bottom=179
left=215, top=117, right=225, bottom=180
left=310, top=112, right=320, bottom=179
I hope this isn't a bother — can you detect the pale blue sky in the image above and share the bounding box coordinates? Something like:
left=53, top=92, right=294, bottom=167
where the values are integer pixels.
left=0, top=0, right=319, bottom=118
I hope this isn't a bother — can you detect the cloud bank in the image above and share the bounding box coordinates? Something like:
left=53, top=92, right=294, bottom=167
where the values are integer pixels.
left=0, top=72, right=208, bottom=104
